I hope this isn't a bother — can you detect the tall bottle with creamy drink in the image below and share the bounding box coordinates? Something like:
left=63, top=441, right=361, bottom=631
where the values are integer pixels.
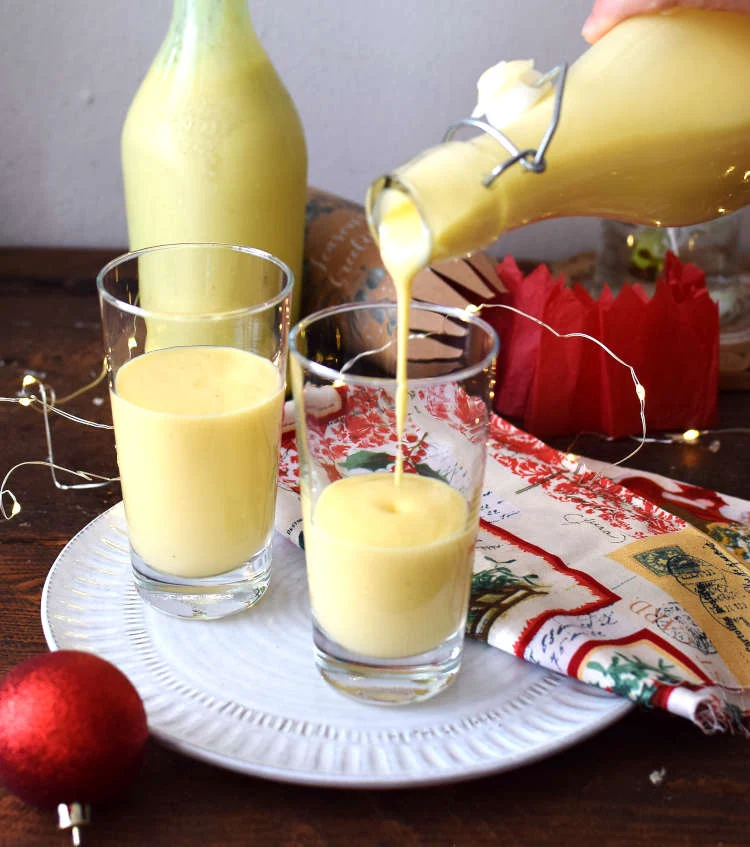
left=121, top=0, right=307, bottom=323
left=367, top=9, right=750, bottom=267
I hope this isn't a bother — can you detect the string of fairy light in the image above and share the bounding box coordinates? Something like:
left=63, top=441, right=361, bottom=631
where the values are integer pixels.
left=0, top=304, right=746, bottom=521
left=465, top=301, right=650, bottom=466
left=0, top=367, right=118, bottom=520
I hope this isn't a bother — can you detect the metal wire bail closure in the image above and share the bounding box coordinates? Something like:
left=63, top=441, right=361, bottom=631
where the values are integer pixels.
left=442, top=62, right=568, bottom=188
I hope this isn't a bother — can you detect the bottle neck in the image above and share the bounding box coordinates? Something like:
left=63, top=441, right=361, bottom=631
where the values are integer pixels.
left=171, top=0, right=251, bottom=30
left=165, top=0, right=259, bottom=59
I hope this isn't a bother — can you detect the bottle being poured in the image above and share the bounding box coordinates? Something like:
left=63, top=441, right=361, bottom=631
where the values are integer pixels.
left=369, top=8, right=750, bottom=272
left=370, top=5, right=750, bottom=476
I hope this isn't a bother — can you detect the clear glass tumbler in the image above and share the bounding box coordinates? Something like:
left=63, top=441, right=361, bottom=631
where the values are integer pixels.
left=290, top=302, right=498, bottom=705
left=593, top=215, right=743, bottom=323
left=97, top=243, right=292, bottom=620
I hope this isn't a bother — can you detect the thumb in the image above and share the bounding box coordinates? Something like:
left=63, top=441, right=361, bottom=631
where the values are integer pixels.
left=582, top=0, right=668, bottom=43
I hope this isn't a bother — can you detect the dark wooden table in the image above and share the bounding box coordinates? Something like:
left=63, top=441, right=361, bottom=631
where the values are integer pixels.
left=1, top=248, right=749, bottom=847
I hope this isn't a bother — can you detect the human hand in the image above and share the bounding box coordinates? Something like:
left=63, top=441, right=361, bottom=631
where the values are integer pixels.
left=582, top=0, right=750, bottom=43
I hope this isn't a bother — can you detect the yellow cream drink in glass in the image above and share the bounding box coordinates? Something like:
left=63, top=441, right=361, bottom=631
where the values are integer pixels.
left=110, top=346, right=281, bottom=578
left=97, top=244, right=292, bottom=620
left=290, top=301, right=497, bottom=705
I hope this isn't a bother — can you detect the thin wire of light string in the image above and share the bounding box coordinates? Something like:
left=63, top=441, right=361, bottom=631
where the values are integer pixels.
left=1, top=368, right=118, bottom=520
left=336, top=332, right=432, bottom=381
left=466, top=301, right=648, bottom=468
left=0, top=297, right=714, bottom=519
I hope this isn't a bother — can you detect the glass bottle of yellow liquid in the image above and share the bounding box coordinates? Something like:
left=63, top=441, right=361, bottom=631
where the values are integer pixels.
left=367, top=8, right=750, bottom=267
left=121, top=0, right=307, bottom=323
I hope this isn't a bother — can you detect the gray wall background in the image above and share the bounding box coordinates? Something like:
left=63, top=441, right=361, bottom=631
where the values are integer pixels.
left=1, top=0, right=746, bottom=259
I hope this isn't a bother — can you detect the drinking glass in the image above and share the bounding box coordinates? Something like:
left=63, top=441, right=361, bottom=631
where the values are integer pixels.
left=593, top=216, right=743, bottom=323
left=290, top=302, right=498, bottom=704
left=97, top=243, right=292, bottom=619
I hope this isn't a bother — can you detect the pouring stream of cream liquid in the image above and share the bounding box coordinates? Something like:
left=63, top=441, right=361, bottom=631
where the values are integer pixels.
left=375, top=198, right=431, bottom=481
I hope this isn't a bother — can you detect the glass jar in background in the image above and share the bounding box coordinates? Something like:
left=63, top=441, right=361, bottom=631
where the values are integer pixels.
left=593, top=215, right=744, bottom=324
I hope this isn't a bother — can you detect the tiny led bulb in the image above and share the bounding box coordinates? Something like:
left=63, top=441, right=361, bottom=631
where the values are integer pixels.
left=635, top=383, right=646, bottom=402
left=22, top=374, right=37, bottom=387
left=127, top=336, right=138, bottom=350
left=682, top=428, right=701, bottom=442
left=10, top=499, right=21, bottom=517
left=465, top=303, right=481, bottom=314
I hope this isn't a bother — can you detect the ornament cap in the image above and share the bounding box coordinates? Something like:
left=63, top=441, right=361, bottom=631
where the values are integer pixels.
left=57, top=802, right=91, bottom=845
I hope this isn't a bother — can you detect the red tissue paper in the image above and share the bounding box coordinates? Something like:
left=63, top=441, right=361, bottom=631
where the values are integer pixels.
left=486, top=253, right=719, bottom=438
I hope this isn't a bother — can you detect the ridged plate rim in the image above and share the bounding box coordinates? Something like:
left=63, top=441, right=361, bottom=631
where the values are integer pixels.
left=41, top=503, right=632, bottom=788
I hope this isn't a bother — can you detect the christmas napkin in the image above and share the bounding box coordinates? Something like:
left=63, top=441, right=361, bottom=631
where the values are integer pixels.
left=275, top=400, right=750, bottom=735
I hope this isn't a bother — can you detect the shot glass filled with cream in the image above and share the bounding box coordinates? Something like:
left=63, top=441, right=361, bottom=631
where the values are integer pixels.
left=97, top=243, right=292, bottom=620
left=290, top=302, right=497, bottom=705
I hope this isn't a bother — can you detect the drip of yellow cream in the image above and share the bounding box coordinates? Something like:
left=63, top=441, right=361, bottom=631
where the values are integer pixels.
left=375, top=193, right=430, bottom=480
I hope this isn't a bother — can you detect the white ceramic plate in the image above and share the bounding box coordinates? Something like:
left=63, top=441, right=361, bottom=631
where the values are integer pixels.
left=41, top=503, right=632, bottom=788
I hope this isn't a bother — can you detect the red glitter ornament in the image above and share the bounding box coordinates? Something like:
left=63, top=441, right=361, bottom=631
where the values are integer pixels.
left=0, top=650, right=148, bottom=815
